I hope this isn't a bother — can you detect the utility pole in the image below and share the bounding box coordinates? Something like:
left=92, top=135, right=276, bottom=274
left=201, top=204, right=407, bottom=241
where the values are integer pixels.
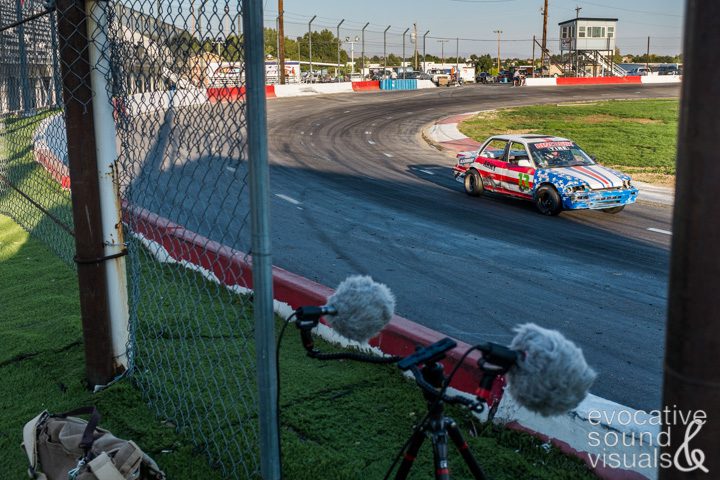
left=402, top=28, right=409, bottom=79
left=384, top=25, right=391, bottom=78
left=646, top=36, right=650, bottom=71
left=308, top=15, right=316, bottom=82
left=278, top=0, right=285, bottom=84
left=413, top=23, right=418, bottom=71
left=361, top=22, right=369, bottom=78
left=437, top=39, right=449, bottom=70
left=423, top=30, right=429, bottom=73
left=336, top=19, right=344, bottom=78
left=456, top=37, right=459, bottom=83
left=493, top=30, right=502, bottom=73
left=532, top=35, right=536, bottom=77
left=541, top=0, right=548, bottom=75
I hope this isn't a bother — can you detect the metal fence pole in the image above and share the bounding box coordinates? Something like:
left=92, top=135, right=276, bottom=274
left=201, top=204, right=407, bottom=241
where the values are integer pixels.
left=55, top=0, right=123, bottom=387
left=660, top=0, right=720, bottom=477
left=86, top=0, right=130, bottom=376
left=243, top=0, right=281, bottom=478
left=49, top=11, right=62, bottom=106
left=16, top=0, right=32, bottom=113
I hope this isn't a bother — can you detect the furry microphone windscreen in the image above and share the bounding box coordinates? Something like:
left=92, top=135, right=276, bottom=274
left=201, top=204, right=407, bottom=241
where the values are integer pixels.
left=326, top=276, right=396, bottom=343
left=507, top=323, right=597, bottom=416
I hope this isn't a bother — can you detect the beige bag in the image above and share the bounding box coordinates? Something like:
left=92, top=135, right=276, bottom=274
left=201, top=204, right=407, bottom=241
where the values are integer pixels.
left=22, top=407, right=166, bottom=480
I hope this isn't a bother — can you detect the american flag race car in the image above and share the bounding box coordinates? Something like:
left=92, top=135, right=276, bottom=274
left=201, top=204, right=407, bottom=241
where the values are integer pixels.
left=452, top=134, right=639, bottom=215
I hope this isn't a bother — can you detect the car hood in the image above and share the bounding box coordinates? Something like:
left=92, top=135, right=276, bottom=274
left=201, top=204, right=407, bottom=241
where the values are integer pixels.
left=548, top=165, right=629, bottom=189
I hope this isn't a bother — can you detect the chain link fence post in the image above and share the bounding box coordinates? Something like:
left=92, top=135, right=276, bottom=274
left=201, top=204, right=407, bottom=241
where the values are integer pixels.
left=55, top=0, right=127, bottom=386
left=243, top=0, right=281, bottom=476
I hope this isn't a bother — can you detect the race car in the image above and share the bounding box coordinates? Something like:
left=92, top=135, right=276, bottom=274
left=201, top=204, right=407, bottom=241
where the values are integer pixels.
left=452, top=134, right=639, bottom=215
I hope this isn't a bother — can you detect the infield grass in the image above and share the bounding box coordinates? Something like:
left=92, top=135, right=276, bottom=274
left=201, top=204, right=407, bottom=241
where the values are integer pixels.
left=0, top=214, right=597, bottom=479
left=458, top=99, right=679, bottom=185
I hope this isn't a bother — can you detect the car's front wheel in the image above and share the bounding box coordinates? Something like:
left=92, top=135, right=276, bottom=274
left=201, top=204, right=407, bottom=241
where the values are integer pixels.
left=534, top=185, right=562, bottom=216
left=601, top=206, right=625, bottom=214
left=463, top=170, right=484, bottom=196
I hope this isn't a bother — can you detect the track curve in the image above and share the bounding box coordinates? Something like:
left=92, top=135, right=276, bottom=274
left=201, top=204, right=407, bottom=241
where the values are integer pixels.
left=264, top=84, right=679, bottom=410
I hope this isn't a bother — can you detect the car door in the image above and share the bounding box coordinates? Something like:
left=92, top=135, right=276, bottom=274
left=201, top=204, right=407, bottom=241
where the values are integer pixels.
left=474, top=139, right=509, bottom=192
left=502, top=142, right=536, bottom=198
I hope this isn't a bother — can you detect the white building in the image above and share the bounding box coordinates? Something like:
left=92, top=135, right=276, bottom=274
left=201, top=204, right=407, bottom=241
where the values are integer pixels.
left=559, top=17, right=625, bottom=77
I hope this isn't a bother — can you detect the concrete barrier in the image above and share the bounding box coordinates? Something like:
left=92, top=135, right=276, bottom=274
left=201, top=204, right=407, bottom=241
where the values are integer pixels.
left=274, top=83, right=354, bottom=97
left=524, top=77, right=558, bottom=86
left=417, top=79, right=437, bottom=89
left=32, top=113, right=70, bottom=189
left=557, top=76, right=642, bottom=85
left=380, top=79, right=417, bottom=90
left=125, top=88, right=208, bottom=115
left=641, top=75, right=682, bottom=84
left=351, top=80, right=380, bottom=91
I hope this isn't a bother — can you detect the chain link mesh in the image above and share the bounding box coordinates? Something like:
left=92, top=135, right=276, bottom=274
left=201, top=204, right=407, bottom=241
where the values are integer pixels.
left=0, top=0, right=74, bottom=264
left=2, top=0, right=261, bottom=477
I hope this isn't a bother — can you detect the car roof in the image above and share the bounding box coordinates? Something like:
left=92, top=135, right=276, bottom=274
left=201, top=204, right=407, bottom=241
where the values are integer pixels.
left=487, top=134, right=571, bottom=144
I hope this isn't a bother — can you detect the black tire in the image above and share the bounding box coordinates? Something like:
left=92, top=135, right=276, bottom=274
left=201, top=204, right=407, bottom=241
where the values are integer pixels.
left=534, top=185, right=562, bottom=216
left=463, top=169, right=484, bottom=197
left=601, top=205, right=625, bottom=214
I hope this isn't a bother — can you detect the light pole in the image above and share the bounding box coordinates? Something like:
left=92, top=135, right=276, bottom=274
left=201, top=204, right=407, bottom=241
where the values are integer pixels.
left=336, top=18, right=345, bottom=78
left=361, top=22, right=369, bottom=78
left=423, top=30, right=429, bottom=72
left=384, top=25, right=391, bottom=78
left=308, top=15, right=316, bottom=82
left=402, top=27, right=410, bottom=79
left=346, top=36, right=359, bottom=75
left=456, top=37, right=460, bottom=83
left=493, top=30, right=502, bottom=73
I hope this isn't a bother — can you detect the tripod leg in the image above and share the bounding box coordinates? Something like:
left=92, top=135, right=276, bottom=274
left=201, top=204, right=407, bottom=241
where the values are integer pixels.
left=394, top=428, right=426, bottom=480
left=447, top=420, right=487, bottom=479
left=431, top=430, right=451, bottom=480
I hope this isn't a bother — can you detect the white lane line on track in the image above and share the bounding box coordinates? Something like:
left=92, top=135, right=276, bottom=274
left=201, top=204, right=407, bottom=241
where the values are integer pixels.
left=368, top=140, right=376, bottom=145
left=418, top=169, right=435, bottom=175
left=383, top=152, right=393, bottom=158
left=275, top=194, right=301, bottom=205
left=647, top=227, right=672, bottom=236
left=226, top=166, right=236, bottom=173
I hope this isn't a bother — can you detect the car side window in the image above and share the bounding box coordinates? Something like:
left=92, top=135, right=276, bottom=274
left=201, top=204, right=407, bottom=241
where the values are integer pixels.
left=480, top=139, right=508, bottom=160
left=508, top=142, right=531, bottom=165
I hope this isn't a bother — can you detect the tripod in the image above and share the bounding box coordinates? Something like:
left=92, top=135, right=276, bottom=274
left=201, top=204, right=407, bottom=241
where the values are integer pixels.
left=394, top=361, right=487, bottom=480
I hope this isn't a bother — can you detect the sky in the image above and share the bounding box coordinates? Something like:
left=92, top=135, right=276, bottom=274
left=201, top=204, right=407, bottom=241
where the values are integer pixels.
left=262, top=0, right=685, bottom=59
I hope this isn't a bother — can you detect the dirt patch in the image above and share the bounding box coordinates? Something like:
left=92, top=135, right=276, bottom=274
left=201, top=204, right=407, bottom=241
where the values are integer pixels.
left=580, top=114, right=661, bottom=125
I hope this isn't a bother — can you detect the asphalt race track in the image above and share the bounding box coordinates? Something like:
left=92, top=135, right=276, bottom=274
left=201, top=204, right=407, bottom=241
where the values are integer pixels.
left=134, top=83, right=679, bottom=410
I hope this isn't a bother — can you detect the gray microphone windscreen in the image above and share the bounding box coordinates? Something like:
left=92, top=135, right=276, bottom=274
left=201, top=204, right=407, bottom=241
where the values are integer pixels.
left=507, top=323, right=596, bottom=416
left=326, top=276, right=395, bottom=343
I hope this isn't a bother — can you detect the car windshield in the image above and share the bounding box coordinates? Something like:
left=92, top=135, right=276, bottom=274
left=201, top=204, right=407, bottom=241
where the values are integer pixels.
left=529, top=141, right=595, bottom=168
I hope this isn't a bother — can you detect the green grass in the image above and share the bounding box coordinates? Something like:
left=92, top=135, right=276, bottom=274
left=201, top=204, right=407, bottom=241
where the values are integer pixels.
left=458, top=99, right=679, bottom=182
left=0, top=214, right=597, bottom=479
left=0, top=110, right=75, bottom=264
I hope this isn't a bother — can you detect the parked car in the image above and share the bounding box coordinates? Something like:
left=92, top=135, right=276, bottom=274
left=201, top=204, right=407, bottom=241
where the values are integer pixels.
left=475, top=72, right=491, bottom=83
left=452, top=134, right=638, bottom=215
left=657, top=65, right=681, bottom=75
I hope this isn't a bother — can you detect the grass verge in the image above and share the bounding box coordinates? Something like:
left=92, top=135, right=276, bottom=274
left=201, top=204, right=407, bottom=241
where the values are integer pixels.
left=0, top=213, right=597, bottom=479
left=458, top=99, right=679, bottom=186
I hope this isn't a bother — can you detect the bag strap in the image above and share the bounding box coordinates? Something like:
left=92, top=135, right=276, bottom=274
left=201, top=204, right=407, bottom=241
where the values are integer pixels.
left=87, top=452, right=126, bottom=480
left=22, top=411, right=49, bottom=480
left=55, top=406, right=101, bottom=453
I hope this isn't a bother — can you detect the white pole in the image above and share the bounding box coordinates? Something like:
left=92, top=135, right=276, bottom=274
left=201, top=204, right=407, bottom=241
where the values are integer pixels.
left=86, top=0, right=130, bottom=374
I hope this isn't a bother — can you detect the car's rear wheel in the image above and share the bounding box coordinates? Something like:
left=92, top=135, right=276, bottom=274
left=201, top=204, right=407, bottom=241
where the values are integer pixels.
left=463, top=170, right=484, bottom=196
left=601, top=206, right=625, bottom=214
left=534, top=185, right=562, bottom=216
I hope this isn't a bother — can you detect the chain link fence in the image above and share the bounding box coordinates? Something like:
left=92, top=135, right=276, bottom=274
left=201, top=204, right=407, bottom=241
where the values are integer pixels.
left=2, top=0, right=265, bottom=477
